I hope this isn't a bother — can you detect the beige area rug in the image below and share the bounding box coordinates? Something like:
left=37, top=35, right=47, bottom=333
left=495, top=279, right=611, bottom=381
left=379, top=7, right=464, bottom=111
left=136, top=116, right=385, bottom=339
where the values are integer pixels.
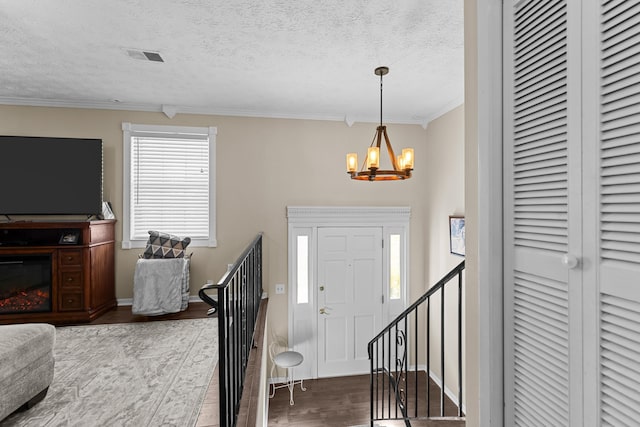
left=1, top=318, right=218, bottom=427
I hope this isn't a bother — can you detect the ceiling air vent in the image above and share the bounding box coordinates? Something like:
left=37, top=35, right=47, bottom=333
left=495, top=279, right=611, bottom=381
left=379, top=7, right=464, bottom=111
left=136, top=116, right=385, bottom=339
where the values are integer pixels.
left=126, top=49, right=164, bottom=62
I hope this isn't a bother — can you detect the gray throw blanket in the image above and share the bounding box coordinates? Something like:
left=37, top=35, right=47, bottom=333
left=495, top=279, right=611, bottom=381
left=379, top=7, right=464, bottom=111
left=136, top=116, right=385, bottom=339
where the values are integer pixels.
left=132, top=258, right=190, bottom=315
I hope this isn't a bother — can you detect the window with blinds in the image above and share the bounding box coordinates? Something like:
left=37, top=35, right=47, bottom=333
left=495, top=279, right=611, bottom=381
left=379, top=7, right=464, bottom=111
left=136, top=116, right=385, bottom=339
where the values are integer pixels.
left=122, top=123, right=217, bottom=249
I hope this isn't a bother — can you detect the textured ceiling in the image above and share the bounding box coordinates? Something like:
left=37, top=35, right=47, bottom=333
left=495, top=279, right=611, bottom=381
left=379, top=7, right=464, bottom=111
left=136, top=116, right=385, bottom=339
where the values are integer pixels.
left=0, top=0, right=464, bottom=126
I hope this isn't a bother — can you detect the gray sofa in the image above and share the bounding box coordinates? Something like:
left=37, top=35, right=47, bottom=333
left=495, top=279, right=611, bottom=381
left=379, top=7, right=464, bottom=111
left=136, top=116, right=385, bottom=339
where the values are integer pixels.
left=0, top=323, right=55, bottom=421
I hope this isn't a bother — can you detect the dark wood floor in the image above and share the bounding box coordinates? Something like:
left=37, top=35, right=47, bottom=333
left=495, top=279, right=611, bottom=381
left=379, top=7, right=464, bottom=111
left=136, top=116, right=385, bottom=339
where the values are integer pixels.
left=87, top=301, right=212, bottom=325
left=86, top=304, right=463, bottom=427
left=268, top=373, right=464, bottom=427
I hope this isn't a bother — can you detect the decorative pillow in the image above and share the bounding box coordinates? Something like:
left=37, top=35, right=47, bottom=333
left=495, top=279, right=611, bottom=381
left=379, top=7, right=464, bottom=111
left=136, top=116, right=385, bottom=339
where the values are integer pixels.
left=143, top=231, right=191, bottom=259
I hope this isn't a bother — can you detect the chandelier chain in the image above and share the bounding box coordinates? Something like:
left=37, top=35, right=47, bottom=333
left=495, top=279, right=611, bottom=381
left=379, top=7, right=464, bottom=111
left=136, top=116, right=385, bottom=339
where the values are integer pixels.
left=380, top=72, right=383, bottom=128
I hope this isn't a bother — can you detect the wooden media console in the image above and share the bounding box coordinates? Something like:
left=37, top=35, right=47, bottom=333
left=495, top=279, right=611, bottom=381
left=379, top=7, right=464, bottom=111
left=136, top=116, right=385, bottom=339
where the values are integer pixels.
left=0, top=220, right=116, bottom=324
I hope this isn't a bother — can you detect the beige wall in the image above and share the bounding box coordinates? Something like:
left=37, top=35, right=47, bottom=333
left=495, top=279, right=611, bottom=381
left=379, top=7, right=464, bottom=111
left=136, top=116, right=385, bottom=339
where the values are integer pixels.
left=422, top=104, right=466, bottom=399
left=0, top=104, right=450, bottom=324
left=423, top=104, right=466, bottom=285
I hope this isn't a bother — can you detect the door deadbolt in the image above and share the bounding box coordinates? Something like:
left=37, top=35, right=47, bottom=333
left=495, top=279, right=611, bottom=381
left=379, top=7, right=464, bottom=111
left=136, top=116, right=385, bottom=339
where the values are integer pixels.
left=319, top=285, right=325, bottom=291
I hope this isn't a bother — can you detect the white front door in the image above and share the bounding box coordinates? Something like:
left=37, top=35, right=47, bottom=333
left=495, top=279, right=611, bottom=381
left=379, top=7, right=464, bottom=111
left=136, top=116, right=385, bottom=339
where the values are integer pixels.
left=317, top=227, right=383, bottom=377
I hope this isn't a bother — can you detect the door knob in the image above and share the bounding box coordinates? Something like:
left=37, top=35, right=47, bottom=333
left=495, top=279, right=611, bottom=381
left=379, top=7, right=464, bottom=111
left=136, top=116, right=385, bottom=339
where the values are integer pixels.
left=319, top=307, right=331, bottom=315
left=561, top=254, right=579, bottom=269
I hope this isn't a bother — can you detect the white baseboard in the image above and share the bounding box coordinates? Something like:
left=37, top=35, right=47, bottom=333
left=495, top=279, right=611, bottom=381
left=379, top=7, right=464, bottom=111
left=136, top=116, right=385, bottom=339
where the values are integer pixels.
left=117, top=295, right=202, bottom=306
left=412, top=364, right=466, bottom=415
left=118, top=293, right=266, bottom=306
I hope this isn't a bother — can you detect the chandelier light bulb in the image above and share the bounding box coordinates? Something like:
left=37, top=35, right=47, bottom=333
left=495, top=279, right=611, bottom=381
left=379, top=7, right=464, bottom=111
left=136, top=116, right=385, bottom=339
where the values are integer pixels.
left=346, top=153, right=358, bottom=172
left=367, top=147, right=380, bottom=169
left=402, top=148, right=414, bottom=170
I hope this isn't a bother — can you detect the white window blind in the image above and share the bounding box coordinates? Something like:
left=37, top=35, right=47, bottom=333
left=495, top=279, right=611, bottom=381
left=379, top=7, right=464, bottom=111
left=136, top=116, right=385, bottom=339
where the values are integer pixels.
left=122, top=123, right=217, bottom=249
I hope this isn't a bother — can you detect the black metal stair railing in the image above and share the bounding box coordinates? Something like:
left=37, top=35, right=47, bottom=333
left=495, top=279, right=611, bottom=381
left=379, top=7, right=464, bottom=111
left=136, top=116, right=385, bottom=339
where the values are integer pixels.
left=199, top=233, right=263, bottom=427
left=368, top=260, right=465, bottom=426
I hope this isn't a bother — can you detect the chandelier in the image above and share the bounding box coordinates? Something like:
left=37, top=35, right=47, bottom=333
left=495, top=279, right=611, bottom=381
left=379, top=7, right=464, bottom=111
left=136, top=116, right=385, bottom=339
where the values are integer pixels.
left=346, top=66, right=414, bottom=181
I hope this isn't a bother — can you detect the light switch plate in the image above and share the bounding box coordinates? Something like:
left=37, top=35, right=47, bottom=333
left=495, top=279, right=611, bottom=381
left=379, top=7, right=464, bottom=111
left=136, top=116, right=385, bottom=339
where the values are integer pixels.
left=275, top=283, right=285, bottom=294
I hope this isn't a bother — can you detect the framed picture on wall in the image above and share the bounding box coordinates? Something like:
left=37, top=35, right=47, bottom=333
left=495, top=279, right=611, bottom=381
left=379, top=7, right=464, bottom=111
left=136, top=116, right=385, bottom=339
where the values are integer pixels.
left=449, top=215, right=465, bottom=257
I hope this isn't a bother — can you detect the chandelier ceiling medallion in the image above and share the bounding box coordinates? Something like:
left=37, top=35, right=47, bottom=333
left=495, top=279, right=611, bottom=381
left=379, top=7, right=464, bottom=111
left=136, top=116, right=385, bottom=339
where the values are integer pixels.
left=346, top=66, right=414, bottom=181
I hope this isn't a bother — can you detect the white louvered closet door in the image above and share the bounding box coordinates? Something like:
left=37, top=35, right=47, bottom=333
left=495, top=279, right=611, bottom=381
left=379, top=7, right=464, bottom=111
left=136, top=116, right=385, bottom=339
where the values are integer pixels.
left=503, top=0, right=584, bottom=425
left=583, top=0, right=640, bottom=425
left=505, top=0, right=640, bottom=425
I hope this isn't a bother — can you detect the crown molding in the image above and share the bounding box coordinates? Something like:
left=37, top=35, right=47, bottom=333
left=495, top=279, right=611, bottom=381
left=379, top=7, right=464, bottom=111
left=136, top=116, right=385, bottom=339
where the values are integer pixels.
left=0, top=97, right=432, bottom=126
left=421, top=96, right=465, bottom=128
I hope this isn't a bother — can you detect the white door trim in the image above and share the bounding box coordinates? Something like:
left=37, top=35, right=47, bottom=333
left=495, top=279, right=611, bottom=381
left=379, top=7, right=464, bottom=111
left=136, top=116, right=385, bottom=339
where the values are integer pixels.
left=287, top=206, right=411, bottom=379
left=287, top=206, right=411, bottom=225
left=475, top=0, right=504, bottom=425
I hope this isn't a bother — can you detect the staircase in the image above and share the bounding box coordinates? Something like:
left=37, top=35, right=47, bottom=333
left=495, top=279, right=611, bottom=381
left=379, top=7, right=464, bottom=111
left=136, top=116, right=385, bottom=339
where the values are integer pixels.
left=368, top=261, right=465, bottom=427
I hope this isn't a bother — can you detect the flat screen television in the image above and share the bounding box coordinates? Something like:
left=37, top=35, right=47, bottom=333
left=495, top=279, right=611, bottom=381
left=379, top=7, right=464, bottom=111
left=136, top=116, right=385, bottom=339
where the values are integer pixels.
left=0, top=136, right=103, bottom=216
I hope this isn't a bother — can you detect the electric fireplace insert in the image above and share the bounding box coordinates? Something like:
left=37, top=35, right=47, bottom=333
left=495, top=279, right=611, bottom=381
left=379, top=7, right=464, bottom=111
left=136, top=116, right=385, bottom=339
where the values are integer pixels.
left=0, top=254, right=52, bottom=314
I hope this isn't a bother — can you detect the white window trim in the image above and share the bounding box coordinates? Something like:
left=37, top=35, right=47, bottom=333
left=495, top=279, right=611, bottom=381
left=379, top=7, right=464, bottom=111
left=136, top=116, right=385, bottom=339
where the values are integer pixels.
left=121, top=122, right=217, bottom=249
